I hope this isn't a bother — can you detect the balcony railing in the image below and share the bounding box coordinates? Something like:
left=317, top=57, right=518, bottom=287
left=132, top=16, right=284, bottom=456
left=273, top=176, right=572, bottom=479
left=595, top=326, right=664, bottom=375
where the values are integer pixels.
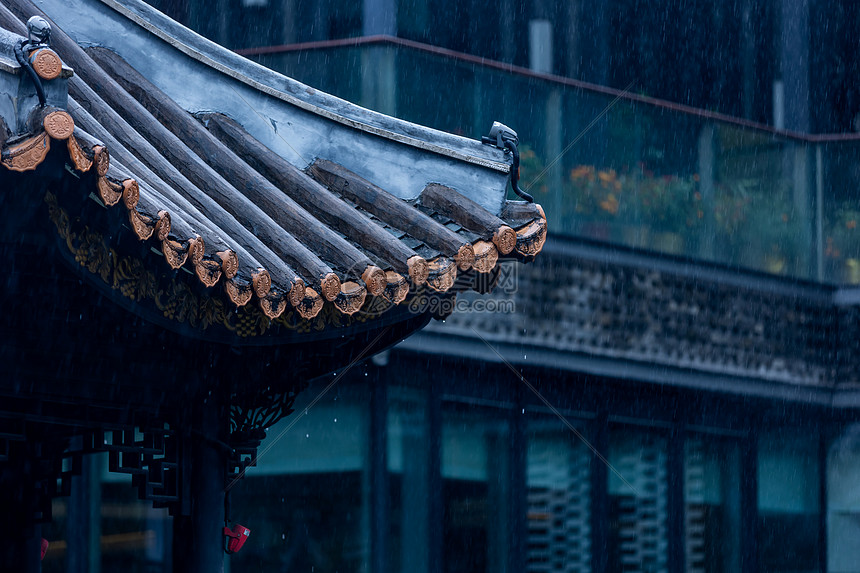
left=239, top=36, right=860, bottom=284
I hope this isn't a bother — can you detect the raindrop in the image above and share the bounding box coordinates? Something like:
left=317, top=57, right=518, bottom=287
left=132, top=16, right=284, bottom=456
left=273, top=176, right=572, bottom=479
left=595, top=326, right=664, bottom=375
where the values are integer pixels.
left=334, top=418, right=337, bottom=422
left=281, top=533, right=285, bottom=540
left=305, top=433, right=309, bottom=438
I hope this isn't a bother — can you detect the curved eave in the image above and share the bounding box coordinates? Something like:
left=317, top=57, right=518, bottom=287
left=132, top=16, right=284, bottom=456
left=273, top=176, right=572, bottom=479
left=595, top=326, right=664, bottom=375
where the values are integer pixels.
left=1, top=113, right=546, bottom=331
left=0, top=0, right=547, bottom=342
left=94, top=0, right=509, bottom=173
left=27, top=0, right=513, bottom=214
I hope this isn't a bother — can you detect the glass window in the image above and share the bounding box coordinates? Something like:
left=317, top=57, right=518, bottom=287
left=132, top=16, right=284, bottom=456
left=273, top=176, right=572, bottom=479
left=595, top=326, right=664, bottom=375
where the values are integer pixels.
left=608, top=428, right=668, bottom=573
left=526, top=418, right=591, bottom=573
left=230, top=379, right=370, bottom=573
left=388, top=385, right=433, bottom=573
left=684, top=435, right=741, bottom=573
left=441, top=408, right=511, bottom=573
left=758, top=429, right=820, bottom=573
left=827, top=423, right=860, bottom=573
left=43, top=451, right=173, bottom=573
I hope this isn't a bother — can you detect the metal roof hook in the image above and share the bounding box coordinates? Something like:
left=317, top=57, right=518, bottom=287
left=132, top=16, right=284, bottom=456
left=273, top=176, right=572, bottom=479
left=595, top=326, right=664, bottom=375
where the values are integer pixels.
left=483, top=121, right=518, bottom=149
left=482, top=121, right=533, bottom=203
left=14, top=39, right=45, bottom=108
left=13, top=17, right=53, bottom=109
left=26, top=16, right=52, bottom=49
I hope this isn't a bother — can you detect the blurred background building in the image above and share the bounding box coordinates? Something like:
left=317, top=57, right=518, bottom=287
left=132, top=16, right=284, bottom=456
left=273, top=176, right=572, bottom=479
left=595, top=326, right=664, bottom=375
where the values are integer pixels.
left=150, top=0, right=860, bottom=134
left=44, top=1, right=860, bottom=572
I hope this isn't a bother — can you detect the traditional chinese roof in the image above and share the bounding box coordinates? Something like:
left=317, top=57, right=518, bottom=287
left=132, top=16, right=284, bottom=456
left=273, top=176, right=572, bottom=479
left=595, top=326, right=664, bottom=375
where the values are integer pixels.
left=0, top=0, right=546, bottom=342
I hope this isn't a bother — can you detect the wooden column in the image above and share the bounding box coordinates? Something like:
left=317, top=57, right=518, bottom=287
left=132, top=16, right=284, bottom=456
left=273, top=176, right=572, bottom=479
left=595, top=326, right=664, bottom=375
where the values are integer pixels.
left=486, top=423, right=512, bottom=573
left=778, top=0, right=811, bottom=133
left=0, top=449, right=43, bottom=573
left=793, top=143, right=814, bottom=277
left=427, top=379, right=443, bottom=573
left=741, top=432, right=759, bottom=573
left=370, top=367, right=390, bottom=573
left=66, top=449, right=102, bottom=573
left=173, top=399, right=227, bottom=573
left=590, top=410, right=610, bottom=573
left=508, top=385, right=527, bottom=573
left=741, top=0, right=756, bottom=121
left=668, top=426, right=686, bottom=573
left=697, top=123, right=716, bottom=260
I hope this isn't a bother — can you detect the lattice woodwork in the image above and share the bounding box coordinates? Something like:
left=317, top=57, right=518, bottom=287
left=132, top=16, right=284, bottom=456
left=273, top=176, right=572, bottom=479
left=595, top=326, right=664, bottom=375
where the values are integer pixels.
left=615, top=436, right=668, bottom=573
left=685, top=438, right=707, bottom=573
left=527, top=439, right=591, bottom=573
left=84, top=425, right=181, bottom=512
left=228, top=385, right=305, bottom=480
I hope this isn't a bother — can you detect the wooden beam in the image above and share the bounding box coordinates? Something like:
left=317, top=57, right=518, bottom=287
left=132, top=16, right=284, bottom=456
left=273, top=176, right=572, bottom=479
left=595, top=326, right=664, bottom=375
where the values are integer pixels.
left=500, top=201, right=545, bottom=227
left=66, top=85, right=304, bottom=308
left=421, top=183, right=516, bottom=255
left=200, top=112, right=428, bottom=287
left=76, top=132, right=228, bottom=282
left=78, top=46, right=344, bottom=301
left=501, top=200, right=547, bottom=257
left=68, top=75, right=309, bottom=310
left=0, top=0, right=309, bottom=310
left=74, top=121, right=238, bottom=266
left=71, top=119, right=265, bottom=302
left=426, top=257, right=457, bottom=292
left=513, top=217, right=547, bottom=258
left=333, top=281, right=367, bottom=315
left=471, top=240, right=499, bottom=274
left=70, top=120, right=271, bottom=307
left=87, top=46, right=384, bottom=299
left=307, top=158, right=476, bottom=272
